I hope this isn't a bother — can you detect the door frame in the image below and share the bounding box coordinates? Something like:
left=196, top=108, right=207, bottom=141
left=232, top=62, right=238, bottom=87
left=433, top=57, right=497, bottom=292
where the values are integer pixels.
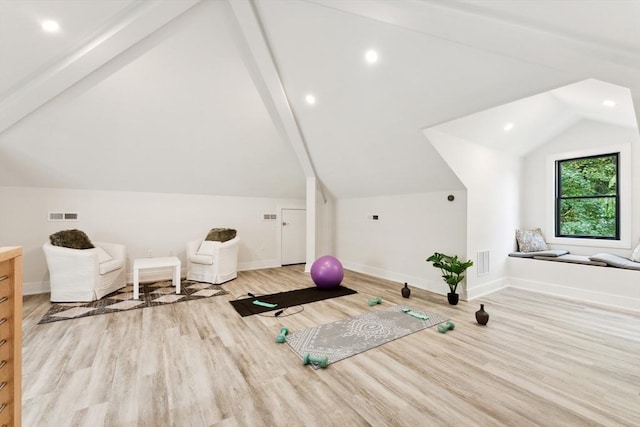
left=277, top=203, right=306, bottom=266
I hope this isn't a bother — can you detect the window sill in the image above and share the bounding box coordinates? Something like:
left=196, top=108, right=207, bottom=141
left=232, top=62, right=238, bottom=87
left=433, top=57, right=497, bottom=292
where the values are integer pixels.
left=546, top=236, right=631, bottom=250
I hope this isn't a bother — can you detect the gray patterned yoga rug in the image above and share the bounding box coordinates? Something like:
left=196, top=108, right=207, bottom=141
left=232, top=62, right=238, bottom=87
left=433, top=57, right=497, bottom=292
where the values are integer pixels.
left=286, top=305, right=447, bottom=368
left=38, top=280, right=228, bottom=324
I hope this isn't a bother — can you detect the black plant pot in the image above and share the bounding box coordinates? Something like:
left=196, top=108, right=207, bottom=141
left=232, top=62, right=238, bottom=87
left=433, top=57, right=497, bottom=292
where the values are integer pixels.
left=447, top=292, right=459, bottom=305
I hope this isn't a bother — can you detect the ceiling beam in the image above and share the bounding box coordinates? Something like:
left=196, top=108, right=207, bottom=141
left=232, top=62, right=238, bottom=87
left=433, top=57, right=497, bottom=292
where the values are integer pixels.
left=227, top=0, right=323, bottom=190
left=0, top=0, right=200, bottom=134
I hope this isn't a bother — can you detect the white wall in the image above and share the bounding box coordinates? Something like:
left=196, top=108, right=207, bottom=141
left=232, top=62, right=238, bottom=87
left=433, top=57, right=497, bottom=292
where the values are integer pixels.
left=427, top=121, right=640, bottom=311
left=0, top=186, right=304, bottom=294
left=522, top=119, right=640, bottom=256
left=427, top=129, right=521, bottom=299
left=335, top=190, right=467, bottom=296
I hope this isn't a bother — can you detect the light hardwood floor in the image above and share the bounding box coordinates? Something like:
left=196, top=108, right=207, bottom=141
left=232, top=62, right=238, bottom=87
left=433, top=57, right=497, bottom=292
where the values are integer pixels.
left=21, top=266, right=640, bottom=426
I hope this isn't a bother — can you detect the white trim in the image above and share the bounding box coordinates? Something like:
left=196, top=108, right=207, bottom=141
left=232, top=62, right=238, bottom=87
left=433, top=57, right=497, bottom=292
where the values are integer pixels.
left=507, top=256, right=640, bottom=312
left=27, top=263, right=640, bottom=313
left=238, top=259, right=281, bottom=271
left=466, top=278, right=508, bottom=300
left=545, top=143, right=632, bottom=249
left=277, top=202, right=305, bottom=266
left=341, top=260, right=445, bottom=296
left=26, top=261, right=281, bottom=295
left=507, top=277, right=640, bottom=312
left=23, top=281, right=51, bottom=296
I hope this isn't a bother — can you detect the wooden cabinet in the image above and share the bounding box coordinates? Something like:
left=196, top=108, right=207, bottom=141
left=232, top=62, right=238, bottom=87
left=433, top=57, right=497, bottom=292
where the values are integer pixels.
left=0, top=247, right=22, bottom=427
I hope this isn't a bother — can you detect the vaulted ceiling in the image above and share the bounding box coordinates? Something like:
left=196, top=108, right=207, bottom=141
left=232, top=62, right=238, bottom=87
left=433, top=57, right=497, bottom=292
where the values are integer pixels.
left=0, top=0, right=638, bottom=199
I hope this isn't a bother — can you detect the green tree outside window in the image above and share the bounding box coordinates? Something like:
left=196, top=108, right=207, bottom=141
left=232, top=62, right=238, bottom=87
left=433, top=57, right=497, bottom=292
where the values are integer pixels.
left=556, top=153, right=619, bottom=239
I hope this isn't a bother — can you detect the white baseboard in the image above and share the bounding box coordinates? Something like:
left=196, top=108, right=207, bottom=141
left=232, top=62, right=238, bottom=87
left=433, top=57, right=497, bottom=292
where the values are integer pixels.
left=23, top=281, right=50, bottom=296
left=467, top=278, right=508, bottom=301
left=238, top=259, right=280, bottom=271
left=24, top=260, right=640, bottom=313
left=23, top=261, right=280, bottom=296
left=507, top=256, right=640, bottom=312
left=508, top=277, right=640, bottom=312
left=341, top=261, right=444, bottom=296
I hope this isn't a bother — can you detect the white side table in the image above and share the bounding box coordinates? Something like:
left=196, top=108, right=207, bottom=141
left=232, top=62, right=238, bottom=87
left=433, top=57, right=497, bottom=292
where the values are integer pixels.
left=133, top=256, right=181, bottom=300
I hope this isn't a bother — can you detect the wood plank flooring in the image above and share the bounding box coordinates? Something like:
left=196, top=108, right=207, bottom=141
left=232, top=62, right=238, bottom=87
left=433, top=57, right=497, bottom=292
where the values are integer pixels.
left=21, top=266, right=640, bottom=426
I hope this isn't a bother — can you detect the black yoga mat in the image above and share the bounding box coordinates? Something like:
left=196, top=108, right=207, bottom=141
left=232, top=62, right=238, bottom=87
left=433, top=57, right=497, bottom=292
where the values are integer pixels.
left=230, top=285, right=357, bottom=317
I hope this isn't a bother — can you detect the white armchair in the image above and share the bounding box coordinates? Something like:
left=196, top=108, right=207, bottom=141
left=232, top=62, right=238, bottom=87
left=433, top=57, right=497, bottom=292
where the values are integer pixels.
left=186, top=236, right=239, bottom=284
left=43, top=241, right=127, bottom=302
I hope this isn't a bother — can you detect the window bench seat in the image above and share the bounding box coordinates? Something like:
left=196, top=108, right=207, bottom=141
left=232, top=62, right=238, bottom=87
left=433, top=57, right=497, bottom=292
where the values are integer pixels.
left=532, top=253, right=607, bottom=266
left=507, top=254, right=640, bottom=311
left=509, top=251, right=640, bottom=270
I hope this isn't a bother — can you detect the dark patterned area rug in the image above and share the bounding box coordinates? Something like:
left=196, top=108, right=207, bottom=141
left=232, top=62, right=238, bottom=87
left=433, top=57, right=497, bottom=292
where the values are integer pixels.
left=286, top=305, right=447, bottom=368
left=38, top=280, right=228, bottom=324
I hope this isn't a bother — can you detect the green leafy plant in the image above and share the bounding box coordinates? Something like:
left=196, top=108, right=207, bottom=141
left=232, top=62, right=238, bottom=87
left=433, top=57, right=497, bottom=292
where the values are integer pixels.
left=426, top=252, right=474, bottom=294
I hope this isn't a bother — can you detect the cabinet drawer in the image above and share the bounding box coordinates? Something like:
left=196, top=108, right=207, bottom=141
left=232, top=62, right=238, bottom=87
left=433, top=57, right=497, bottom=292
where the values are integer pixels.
left=0, top=375, right=11, bottom=405
left=0, top=295, right=12, bottom=322
left=0, top=247, right=21, bottom=427
left=0, top=338, right=10, bottom=367
left=0, top=262, right=11, bottom=281
left=0, top=316, right=10, bottom=341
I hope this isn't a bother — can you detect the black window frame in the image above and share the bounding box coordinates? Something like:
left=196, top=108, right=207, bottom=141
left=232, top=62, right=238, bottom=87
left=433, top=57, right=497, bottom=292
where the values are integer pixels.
left=555, top=152, right=620, bottom=240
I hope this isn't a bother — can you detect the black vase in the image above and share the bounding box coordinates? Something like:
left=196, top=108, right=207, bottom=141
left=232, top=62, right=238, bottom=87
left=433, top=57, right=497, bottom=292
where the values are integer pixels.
left=475, top=304, right=489, bottom=325
left=401, top=283, right=411, bottom=298
left=447, top=292, right=459, bottom=305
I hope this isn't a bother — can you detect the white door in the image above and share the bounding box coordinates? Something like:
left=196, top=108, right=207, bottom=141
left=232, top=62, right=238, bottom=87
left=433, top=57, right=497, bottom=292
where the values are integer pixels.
left=281, top=208, right=306, bottom=265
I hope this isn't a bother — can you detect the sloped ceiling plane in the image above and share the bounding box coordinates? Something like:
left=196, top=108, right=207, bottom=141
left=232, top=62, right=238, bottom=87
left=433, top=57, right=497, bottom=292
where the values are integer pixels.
left=0, top=0, right=638, bottom=199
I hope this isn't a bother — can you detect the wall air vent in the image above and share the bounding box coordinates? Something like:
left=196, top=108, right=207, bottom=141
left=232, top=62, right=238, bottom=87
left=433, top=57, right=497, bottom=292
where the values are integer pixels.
left=477, top=250, right=490, bottom=276
left=49, top=212, right=79, bottom=221
left=48, top=212, right=64, bottom=221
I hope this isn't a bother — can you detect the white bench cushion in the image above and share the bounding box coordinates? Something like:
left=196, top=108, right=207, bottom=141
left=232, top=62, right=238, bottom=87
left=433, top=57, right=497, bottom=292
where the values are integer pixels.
left=533, top=254, right=607, bottom=267
left=589, top=253, right=640, bottom=271
left=509, top=249, right=569, bottom=258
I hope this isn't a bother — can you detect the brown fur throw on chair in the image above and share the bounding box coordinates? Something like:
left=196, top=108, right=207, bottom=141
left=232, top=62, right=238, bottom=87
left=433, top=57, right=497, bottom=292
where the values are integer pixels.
left=205, top=228, right=237, bottom=242
left=50, top=229, right=95, bottom=249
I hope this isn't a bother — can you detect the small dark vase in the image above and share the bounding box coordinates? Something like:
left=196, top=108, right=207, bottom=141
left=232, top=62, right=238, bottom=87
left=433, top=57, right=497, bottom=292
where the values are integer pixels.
left=401, top=283, right=411, bottom=298
left=447, top=292, right=459, bottom=305
left=475, top=304, right=489, bottom=325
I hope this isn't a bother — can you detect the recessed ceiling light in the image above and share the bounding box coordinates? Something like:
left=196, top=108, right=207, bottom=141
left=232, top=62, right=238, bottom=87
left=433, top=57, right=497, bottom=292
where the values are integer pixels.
left=41, top=20, right=60, bottom=33
left=503, top=122, right=514, bottom=132
left=602, top=100, right=616, bottom=108
left=305, top=94, right=316, bottom=105
left=365, top=49, right=378, bottom=64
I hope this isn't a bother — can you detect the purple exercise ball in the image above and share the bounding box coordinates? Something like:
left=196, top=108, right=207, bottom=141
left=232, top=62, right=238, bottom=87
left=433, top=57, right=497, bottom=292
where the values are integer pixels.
left=311, top=255, right=344, bottom=288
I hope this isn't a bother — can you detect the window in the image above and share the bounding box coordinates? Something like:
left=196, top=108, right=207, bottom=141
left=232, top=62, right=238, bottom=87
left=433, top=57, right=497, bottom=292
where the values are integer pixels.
left=555, top=152, right=619, bottom=239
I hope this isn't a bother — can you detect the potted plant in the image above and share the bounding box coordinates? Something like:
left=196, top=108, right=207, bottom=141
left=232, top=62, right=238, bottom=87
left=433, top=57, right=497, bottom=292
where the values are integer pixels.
left=426, top=252, right=473, bottom=305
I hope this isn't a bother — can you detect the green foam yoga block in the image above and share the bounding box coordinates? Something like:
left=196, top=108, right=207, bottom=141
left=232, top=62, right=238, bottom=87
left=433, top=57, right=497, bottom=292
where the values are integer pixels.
left=253, top=300, right=277, bottom=308
left=401, top=308, right=429, bottom=320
